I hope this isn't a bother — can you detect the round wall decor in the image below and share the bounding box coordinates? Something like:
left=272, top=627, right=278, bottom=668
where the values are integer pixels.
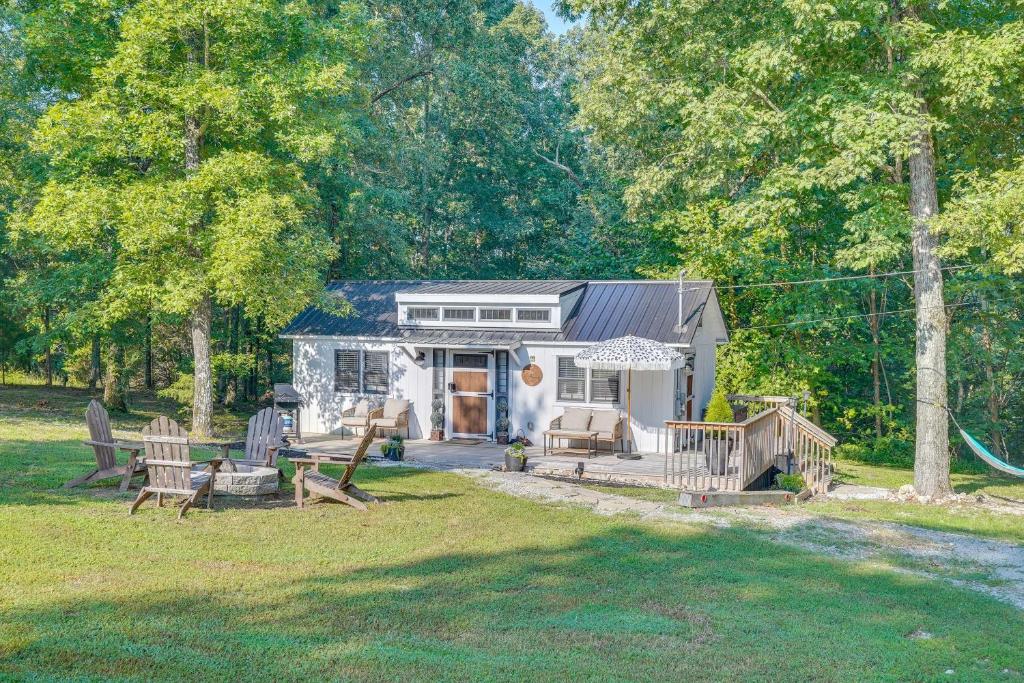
left=521, top=363, right=543, bottom=387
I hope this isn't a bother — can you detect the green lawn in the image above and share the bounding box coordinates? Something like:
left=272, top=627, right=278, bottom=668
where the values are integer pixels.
left=2, top=385, right=1024, bottom=680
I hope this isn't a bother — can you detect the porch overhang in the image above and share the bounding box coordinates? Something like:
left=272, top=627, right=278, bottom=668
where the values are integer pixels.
left=402, top=340, right=522, bottom=354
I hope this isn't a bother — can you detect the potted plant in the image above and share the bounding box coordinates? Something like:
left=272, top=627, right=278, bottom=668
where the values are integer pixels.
left=496, top=416, right=511, bottom=445
left=380, top=434, right=405, bottom=461
left=495, top=397, right=510, bottom=444
left=703, top=387, right=735, bottom=475
left=429, top=397, right=444, bottom=441
left=504, top=441, right=528, bottom=472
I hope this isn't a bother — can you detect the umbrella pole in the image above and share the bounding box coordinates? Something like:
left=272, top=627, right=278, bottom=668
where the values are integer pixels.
left=617, top=368, right=641, bottom=459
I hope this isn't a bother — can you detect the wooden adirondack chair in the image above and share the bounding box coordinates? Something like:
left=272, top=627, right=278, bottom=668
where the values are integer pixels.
left=66, top=399, right=147, bottom=491
left=129, top=416, right=223, bottom=520
left=291, top=425, right=378, bottom=511
left=221, top=407, right=285, bottom=472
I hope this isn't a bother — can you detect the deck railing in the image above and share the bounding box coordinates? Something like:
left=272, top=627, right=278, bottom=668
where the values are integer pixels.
left=663, top=400, right=836, bottom=494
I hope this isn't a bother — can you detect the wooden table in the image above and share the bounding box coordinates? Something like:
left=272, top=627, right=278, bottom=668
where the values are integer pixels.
left=543, top=430, right=599, bottom=458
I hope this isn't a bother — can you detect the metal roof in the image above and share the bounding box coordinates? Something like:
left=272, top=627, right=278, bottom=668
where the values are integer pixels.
left=403, top=280, right=586, bottom=296
left=280, top=280, right=715, bottom=345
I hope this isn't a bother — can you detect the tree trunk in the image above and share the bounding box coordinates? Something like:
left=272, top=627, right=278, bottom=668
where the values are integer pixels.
left=89, top=335, right=101, bottom=391
left=224, top=306, right=239, bottom=406
left=43, top=307, right=52, bottom=386
left=979, top=322, right=1006, bottom=458
left=868, top=272, right=883, bottom=438
left=191, top=294, right=213, bottom=437
left=420, top=54, right=433, bottom=276
left=144, top=316, right=154, bottom=390
left=102, top=343, right=129, bottom=412
left=908, top=114, right=951, bottom=498
left=266, top=344, right=274, bottom=398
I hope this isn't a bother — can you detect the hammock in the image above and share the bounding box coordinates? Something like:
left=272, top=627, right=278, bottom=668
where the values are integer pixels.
left=920, top=398, right=1024, bottom=477
left=957, top=428, right=1024, bottom=478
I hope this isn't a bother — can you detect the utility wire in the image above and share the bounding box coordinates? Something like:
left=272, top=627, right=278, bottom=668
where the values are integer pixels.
left=732, top=296, right=1016, bottom=332
left=680, top=264, right=974, bottom=294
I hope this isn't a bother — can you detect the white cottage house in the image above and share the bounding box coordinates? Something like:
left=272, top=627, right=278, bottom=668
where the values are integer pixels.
left=280, top=279, right=729, bottom=452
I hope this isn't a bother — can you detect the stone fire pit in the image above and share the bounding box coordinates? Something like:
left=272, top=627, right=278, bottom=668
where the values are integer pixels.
left=211, top=464, right=279, bottom=496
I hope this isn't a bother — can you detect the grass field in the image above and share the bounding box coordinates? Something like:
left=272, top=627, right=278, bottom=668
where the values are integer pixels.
left=2, top=383, right=1024, bottom=681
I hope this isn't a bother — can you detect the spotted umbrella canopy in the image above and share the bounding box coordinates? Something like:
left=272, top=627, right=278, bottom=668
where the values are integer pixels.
left=574, top=336, right=685, bottom=457
left=574, top=335, right=685, bottom=372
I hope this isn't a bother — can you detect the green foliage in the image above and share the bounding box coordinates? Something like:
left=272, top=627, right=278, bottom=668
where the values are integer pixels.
left=774, top=473, right=805, bottom=494
left=573, top=0, right=1024, bottom=460
left=157, top=373, right=194, bottom=406
left=704, top=388, right=734, bottom=424
left=504, top=441, right=527, bottom=460
left=836, top=437, right=990, bottom=476
left=380, top=434, right=404, bottom=456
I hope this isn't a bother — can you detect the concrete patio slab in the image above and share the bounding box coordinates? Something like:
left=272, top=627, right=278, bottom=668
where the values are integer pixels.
left=296, top=436, right=677, bottom=488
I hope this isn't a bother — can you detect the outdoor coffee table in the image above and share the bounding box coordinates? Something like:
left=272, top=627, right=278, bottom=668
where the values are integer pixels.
left=543, top=430, right=599, bottom=458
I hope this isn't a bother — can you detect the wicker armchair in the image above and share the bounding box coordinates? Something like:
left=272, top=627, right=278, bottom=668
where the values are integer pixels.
left=590, top=409, right=624, bottom=455
left=341, top=399, right=375, bottom=439
left=369, top=398, right=410, bottom=439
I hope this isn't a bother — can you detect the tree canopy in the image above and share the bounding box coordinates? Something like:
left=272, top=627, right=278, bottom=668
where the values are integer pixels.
left=2, top=0, right=1022, bottom=483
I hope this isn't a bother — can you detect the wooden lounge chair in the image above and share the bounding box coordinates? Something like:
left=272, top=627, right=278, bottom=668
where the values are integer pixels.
left=129, top=416, right=222, bottom=520
left=66, top=399, right=147, bottom=491
left=291, top=425, right=377, bottom=511
left=221, top=407, right=285, bottom=471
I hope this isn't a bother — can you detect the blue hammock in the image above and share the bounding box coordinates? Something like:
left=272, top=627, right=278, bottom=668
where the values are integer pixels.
left=921, top=399, right=1024, bottom=477
left=958, top=428, right=1024, bottom=478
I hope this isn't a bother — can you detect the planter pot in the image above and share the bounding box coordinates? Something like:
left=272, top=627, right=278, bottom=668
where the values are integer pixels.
left=430, top=429, right=444, bottom=442
left=504, top=454, right=527, bottom=472
left=496, top=432, right=509, bottom=445
left=383, top=446, right=405, bottom=461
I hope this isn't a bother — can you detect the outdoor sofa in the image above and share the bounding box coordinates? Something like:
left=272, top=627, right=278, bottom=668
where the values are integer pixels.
left=544, top=407, right=624, bottom=457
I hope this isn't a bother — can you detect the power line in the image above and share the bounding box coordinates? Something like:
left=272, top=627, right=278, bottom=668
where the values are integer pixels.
left=732, top=296, right=1017, bottom=332
left=681, top=264, right=974, bottom=294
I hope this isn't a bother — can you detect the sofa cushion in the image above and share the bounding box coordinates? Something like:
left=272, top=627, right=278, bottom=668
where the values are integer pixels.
left=589, top=410, right=620, bottom=436
left=353, top=399, right=372, bottom=417
left=382, top=398, right=409, bottom=419
left=560, top=407, right=592, bottom=432
left=370, top=417, right=398, bottom=428
left=341, top=416, right=369, bottom=426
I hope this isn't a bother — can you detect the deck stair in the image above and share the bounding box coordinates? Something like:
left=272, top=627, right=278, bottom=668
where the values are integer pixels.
left=663, top=397, right=837, bottom=494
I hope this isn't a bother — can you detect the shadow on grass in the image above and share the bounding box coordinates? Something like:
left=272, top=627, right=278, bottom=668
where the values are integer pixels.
left=2, top=521, right=1023, bottom=680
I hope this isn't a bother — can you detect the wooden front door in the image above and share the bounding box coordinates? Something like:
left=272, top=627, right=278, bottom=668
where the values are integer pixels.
left=450, top=353, right=491, bottom=436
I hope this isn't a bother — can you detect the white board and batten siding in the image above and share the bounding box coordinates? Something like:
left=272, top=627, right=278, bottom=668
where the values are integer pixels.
left=292, top=338, right=434, bottom=439
left=292, top=315, right=724, bottom=451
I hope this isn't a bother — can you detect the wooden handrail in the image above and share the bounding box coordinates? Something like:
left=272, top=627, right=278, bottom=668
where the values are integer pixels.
left=663, top=403, right=835, bottom=494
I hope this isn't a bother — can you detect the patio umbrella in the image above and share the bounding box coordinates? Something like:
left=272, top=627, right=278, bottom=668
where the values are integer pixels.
left=574, top=335, right=685, bottom=458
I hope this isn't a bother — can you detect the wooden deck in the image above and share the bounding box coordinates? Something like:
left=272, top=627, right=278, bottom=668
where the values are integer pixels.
left=528, top=451, right=682, bottom=488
